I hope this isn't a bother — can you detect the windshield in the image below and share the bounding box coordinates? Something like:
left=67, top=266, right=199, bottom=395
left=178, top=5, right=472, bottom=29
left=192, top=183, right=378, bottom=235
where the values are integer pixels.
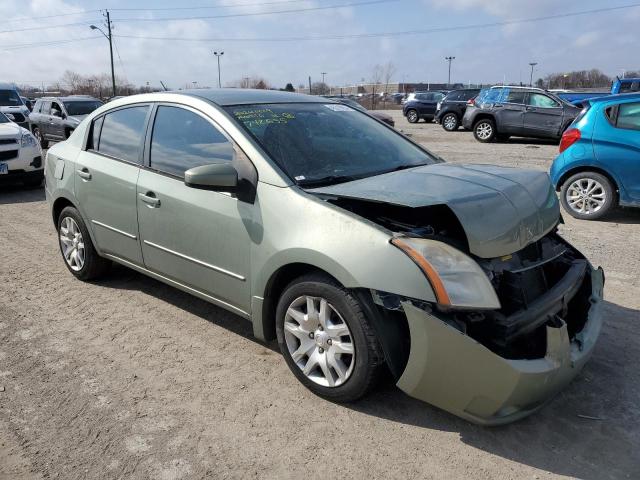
left=0, top=112, right=10, bottom=123
left=227, top=103, right=437, bottom=186
left=63, top=100, right=103, bottom=116
left=0, top=89, right=23, bottom=107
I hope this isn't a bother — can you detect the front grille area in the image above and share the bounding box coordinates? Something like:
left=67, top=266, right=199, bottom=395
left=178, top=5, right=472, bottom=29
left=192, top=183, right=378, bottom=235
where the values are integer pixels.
left=0, top=150, right=19, bottom=161
left=0, top=138, right=17, bottom=145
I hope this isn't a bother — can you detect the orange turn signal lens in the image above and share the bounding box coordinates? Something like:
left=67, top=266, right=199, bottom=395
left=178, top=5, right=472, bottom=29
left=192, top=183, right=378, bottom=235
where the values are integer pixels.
left=391, top=237, right=452, bottom=306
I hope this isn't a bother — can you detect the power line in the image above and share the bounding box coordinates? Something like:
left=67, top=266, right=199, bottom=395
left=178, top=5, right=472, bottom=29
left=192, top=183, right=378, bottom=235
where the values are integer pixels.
left=113, top=2, right=640, bottom=41
left=0, top=37, right=102, bottom=51
left=109, top=0, right=318, bottom=11
left=3, top=9, right=101, bottom=24
left=113, top=0, right=396, bottom=22
left=0, top=21, right=97, bottom=35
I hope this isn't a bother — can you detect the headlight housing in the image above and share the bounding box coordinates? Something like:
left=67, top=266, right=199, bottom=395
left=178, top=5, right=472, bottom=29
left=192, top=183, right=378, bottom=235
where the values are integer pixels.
left=391, top=236, right=501, bottom=310
left=21, top=132, right=37, bottom=148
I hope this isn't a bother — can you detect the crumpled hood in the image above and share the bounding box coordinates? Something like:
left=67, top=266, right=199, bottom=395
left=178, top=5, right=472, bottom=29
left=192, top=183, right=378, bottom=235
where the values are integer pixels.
left=308, top=163, right=560, bottom=258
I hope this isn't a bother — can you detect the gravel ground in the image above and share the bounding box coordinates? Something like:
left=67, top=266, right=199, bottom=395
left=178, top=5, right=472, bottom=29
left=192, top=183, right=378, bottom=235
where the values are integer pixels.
left=1, top=111, right=639, bottom=479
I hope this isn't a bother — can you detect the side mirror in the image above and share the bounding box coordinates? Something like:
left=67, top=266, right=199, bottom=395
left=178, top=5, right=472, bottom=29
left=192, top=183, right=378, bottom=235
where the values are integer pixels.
left=185, top=163, right=238, bottom=192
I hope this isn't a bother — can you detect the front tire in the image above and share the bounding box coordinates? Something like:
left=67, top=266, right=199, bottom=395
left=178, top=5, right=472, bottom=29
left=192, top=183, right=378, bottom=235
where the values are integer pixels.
left=441, top=113, right=459, bottom=131
left=57, top=206, right=111, bottom=280
left=560, top=172, right=615, bottom=220
left=473, top=118, right=496, bottom=142
left=406, top=109, right=419, bottom=123
left=276, top=273, right=382, bottom=402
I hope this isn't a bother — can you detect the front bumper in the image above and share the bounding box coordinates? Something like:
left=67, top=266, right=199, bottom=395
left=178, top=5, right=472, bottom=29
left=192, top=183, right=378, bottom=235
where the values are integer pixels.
left=396, top=266, right=604, bottom=426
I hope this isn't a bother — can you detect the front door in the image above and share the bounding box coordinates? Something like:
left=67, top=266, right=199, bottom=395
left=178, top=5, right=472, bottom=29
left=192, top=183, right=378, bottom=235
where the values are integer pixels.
left=75, top=104, right=151, bottom=265
left=523, top=93, right=564, bottom=138
left=49, top=101, right=66, bottom=140
left=136, top=104, right=254, bottom=314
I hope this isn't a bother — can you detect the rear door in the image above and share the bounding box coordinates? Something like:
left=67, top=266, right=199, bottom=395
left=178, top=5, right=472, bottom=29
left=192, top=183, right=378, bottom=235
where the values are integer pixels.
left=523, top=92, right=564, bottom=138
left=136, top=104, right=254, bottom=314
left=74, top=104, right=151, bottom=265
left=594, top=101, right=640, bottom=201
left=497, top=89, right=526, bottom=134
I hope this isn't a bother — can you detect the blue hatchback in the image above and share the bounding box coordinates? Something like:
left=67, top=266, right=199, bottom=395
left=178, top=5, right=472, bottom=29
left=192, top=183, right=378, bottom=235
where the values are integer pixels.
left=550, top=93, right=640, bottom=219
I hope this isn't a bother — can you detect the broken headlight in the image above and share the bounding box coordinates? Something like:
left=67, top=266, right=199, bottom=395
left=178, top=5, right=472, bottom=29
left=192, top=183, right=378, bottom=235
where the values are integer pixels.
left=391, top=236, right=501, bottom=310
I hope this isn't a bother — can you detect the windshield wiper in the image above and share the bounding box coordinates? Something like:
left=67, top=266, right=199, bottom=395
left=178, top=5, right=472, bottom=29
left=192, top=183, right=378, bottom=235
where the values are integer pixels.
left=297, top=175, right=358, bottom=188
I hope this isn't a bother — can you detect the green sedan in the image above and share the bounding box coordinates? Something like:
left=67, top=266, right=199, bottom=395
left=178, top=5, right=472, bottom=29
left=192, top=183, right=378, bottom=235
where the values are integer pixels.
left=44, top=90, right=604, bottom=425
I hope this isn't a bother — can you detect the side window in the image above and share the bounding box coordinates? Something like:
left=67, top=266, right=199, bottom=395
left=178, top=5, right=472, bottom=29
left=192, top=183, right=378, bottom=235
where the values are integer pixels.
left=97, top=106, right=149, bottom=164
left=41, top=101, right=51, bottom=115
left=51, top=102, right=62, bottom=115
left=616, top=102, right=640, bottom=131
left=33, top=100, right=41, bottom=113
left=527, top=93, right=560, bottom=108
left=89, top=116, right=104, bottom=150
left=506, top=91, right=526, bottom=104
left=150, top=106, right=234, bottom=178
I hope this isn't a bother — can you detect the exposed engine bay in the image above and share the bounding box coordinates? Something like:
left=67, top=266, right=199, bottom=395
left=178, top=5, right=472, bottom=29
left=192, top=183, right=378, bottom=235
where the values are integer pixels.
left=328, top=197, right=594, bottom=368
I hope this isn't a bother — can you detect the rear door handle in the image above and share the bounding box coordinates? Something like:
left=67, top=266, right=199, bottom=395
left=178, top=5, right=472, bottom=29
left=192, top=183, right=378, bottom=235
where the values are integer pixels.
left=77, top=168, right=92, bottom=180
left=139, top=192, right=161, bottom=207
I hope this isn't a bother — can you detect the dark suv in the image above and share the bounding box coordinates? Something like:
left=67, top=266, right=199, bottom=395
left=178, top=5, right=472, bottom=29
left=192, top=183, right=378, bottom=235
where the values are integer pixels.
left=462, top=86, right=581, bottom=143
left=30, top=96, right=103, bottom=148
left=402, top=91, right=447, bottom=123
left=435, top=89, right=480, bottom=131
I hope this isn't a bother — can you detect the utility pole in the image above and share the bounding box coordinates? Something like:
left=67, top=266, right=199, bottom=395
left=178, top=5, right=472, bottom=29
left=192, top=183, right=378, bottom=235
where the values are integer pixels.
left=213, top=51, right=224, bottom=88
left=529, top=62, right=538, bottom=87
left=308, top=76, right=312, bottom=95
left=321, top=72, right=327, bottom=92
left=90, top=11, right=116, bottom=97
left=445, top=56, right=455, bottom=88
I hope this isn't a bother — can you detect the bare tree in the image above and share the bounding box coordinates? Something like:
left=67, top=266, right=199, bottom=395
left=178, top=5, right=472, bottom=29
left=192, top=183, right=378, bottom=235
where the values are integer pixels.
left=370, top=64, right=384, bottom=109
left=382, top=61, right=396, bottom=109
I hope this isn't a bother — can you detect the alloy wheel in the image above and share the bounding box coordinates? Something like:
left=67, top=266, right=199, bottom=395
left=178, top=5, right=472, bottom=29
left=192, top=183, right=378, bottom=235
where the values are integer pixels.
left=476, top=122, right=493, bottom=140
left=407, top=110, right=418, bottom=123
left=443, top=114, right=457, bottom=130
left=283, top=295, right=355, bottom=387
left=59, top=217, right=85, bottom=271
left=566, top=178, right=606, bottom=215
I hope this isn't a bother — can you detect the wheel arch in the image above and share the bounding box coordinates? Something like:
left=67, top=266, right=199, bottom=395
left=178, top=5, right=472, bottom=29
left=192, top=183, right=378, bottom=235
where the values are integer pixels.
left=555, top=165, right=620, bottom=195
left=258, top=262, right=342, bottom=341
left=472, top=113, right=496, bottom=127
left=52, top=195, right=77, bottom=226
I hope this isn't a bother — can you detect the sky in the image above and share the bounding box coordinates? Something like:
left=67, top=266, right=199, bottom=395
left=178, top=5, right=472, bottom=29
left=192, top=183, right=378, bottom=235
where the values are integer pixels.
left=1, top=0, right=639, bottom=90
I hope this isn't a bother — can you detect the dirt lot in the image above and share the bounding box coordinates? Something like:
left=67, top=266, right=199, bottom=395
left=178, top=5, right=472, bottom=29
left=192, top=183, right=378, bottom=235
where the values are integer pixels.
left=1, top=111, right=639, bottom=479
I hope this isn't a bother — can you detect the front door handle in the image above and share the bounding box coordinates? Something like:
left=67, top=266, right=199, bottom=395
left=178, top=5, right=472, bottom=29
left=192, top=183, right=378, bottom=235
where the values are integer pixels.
left=77, top=168, right=92, bottom=180
left=139, top=192, right=161, bottom=207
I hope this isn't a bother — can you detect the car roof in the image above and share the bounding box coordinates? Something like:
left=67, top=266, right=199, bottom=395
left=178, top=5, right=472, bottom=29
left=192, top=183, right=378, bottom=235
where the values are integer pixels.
left=36, top=96, right=101, bottom=102
left=0, top=82, right=18, bottom=90
left=489, top=85, right=545, bottom=91
left=180, top=88, right=328, bottom=106
left=587, top=92, right=640, bottom=104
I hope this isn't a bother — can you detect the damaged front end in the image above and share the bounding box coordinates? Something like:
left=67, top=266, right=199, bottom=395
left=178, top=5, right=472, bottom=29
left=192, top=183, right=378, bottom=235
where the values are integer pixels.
left=366, top=233, right=604, bottom=425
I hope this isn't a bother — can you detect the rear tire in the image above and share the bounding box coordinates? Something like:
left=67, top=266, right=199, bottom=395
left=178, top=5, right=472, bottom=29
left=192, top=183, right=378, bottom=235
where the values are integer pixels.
left=275, top=273, right=383, bottom=403
left=441, top=113, right=459, bottom=131
left=473, top=119, right=496, bottom=142
left=406, top=109, right=419, bottom=123
left=560, top=171, right=616, bottom=220
left=57, top=206, right=111, bottom=280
